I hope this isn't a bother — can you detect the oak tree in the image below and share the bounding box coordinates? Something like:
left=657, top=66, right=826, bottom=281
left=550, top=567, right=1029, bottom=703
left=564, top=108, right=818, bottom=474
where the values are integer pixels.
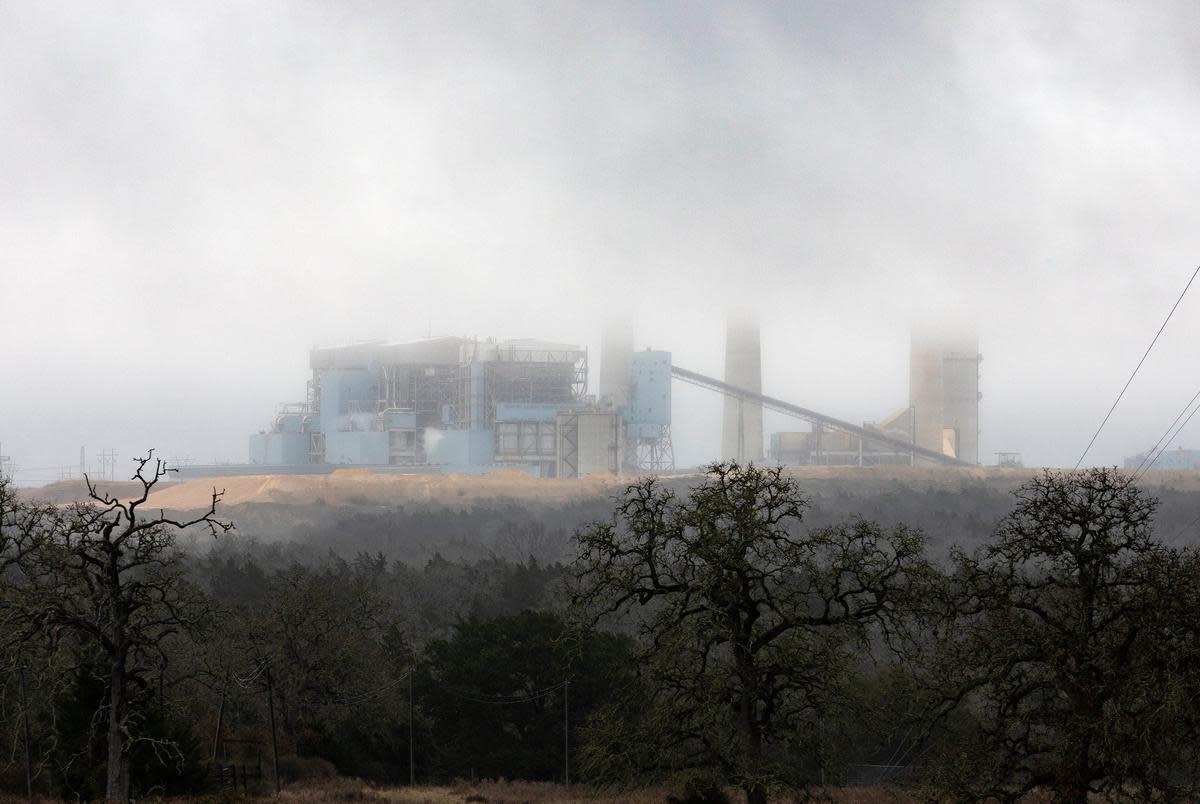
left=572, top=462, right=928, bottom=804
left=925, top=468, right=1200, bottom=803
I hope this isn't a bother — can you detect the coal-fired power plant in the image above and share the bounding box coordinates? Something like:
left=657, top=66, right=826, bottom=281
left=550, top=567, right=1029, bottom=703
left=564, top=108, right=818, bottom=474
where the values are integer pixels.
left=249, top=334, right=673, bottom=477
left=246, top=313, right=980, bottom=477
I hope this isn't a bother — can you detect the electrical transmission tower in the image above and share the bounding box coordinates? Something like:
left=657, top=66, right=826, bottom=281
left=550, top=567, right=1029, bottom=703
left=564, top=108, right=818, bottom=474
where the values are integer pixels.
left=98, top=449, right=119, bottom=481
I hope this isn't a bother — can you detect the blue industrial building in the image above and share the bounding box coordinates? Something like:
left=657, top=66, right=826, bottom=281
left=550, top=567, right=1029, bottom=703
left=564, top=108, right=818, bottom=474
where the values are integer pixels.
left=250, top=337, right=673, bottom=476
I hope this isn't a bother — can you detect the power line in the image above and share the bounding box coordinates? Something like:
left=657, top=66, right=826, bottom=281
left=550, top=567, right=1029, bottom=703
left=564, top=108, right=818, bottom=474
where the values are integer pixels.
left=437, top=680, right=567, bottom=706
left=234, top=658, right=270, bottom=689
left=335, top=670, right=411, bottom=707
left=1076, top=264, right=1200, bottom=470
left=1172, top=511, right=1200, bottom=542
left=233, top=659, right=411, bottom=706
left=1131, top=387, right=1200, bottom=478
left=1134, top=390, right=1200, bottom=481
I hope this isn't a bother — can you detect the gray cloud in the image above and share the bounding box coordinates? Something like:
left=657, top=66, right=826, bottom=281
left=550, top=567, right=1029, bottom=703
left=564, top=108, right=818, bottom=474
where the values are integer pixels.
left=3, top=1, right=1200, bottom=478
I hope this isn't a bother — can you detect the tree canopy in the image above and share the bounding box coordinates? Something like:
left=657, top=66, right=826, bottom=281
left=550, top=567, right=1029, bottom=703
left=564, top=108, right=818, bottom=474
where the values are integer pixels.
left=573, top=462, right=929, bottom=804
left=924, top=467, right=1200, bottom=803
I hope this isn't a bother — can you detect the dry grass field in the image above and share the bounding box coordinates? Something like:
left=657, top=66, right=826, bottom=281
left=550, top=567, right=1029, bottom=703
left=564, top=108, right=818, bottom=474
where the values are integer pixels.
left=140, top=778, right=915, bottom=803
left=0, top=778, right=918, bottom=803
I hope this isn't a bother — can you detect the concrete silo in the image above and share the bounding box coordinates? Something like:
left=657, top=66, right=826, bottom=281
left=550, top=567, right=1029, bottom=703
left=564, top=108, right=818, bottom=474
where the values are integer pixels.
left=909, top=331, right=945, bottom=458
left=941, top=334, right=981, bottom=465
left=909, top=329, right=981, bottom=465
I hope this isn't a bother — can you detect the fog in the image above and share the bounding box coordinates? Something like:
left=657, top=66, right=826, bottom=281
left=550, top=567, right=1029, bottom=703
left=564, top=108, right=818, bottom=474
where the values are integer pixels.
left=3, top=1, right=1200, bottom=481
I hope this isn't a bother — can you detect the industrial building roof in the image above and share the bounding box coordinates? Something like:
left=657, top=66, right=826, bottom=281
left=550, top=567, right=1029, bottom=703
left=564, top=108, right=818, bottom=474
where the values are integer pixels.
left=309, top=336, right=584, bottom=369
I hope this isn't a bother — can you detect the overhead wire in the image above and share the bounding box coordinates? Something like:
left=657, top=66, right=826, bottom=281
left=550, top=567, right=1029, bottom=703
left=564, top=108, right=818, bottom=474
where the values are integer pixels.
left=437, top=680, right=567, bottom=706
left=878, top=720, right=921, bottom=780
left=233, top=659, right=270, bottom=689
left=1134, top=391, right=1200, bottom=481
left=232, top=658, right=412, bottom=707
left=1130, top=387, right=1200, bottom=478
left=1075, top=264, right=1200, bottom=470
left=334, top=670, right=412, bottom=707
left=1172, top=511, right=1200, bottom=542
left=231, top=657, right=563, bottom=708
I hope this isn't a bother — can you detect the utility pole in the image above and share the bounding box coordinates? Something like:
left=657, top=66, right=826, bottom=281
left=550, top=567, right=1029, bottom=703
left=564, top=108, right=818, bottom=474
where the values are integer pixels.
left=265, top=663, right=280, bottom=795
left=18, top=661, right=32, bottom=802
left=818, top=714, right=826, bottom=787
left=79, top=446, right=86, bottom=480
left=408, top=670, right=415, bottom=786
left=563, top=680, right=570, bottom=787
left=212, top=673, right=228, bottom=762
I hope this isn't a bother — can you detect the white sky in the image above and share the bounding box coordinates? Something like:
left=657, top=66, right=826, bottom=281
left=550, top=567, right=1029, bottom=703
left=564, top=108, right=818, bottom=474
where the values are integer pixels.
left=3, top=1, right=1200, bottom=481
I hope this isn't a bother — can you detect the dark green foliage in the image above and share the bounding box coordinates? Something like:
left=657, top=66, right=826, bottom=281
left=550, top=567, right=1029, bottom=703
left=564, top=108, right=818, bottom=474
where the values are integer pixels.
left=191, top=544, right=593, bottom=786
left=417, top=609, right=635, bottom=782
left=11, top=460, right=1200, bottom=799
left=204, top=552, right=413, bottom=783
left=36, top=651, right=208, bottom=799
left=47, top=656, right=108, bottom=798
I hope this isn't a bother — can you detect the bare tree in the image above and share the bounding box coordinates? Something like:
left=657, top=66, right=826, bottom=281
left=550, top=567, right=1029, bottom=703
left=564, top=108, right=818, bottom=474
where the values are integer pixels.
left=572, top=462, right=928, bottom=804
left=0, top=452, right=230, bottom=801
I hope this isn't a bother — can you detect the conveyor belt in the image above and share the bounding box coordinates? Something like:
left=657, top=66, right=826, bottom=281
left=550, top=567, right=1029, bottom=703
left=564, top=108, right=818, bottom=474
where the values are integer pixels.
left=670, top=365, right=971, bottom=467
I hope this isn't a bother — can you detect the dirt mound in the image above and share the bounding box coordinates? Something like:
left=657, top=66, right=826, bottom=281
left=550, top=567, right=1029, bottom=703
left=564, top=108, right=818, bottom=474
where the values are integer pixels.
left=26, top=465, right=1197, bottom=513
left=18, top=478, right=162, bottom=506
left=141, top=469, right=631, bottom=511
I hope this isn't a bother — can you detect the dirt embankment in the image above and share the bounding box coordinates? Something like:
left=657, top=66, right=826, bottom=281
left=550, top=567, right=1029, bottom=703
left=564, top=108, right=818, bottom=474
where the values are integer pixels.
left=17, top=478, right=155, bottom=506
left=20, top=465, right=1200, bottom=513
left=141, top=468, right=631, bottom=511
left=26, top=465, right=1033, bottom=512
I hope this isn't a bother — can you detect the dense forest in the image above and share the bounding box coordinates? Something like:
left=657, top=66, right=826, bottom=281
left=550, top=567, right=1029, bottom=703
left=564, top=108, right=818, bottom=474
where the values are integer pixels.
left=4, top=459, right=1200, bottom=802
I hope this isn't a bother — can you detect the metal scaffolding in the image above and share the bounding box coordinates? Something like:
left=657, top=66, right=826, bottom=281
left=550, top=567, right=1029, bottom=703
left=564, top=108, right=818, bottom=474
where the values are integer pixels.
left=485, top=347, right=587, bottom=427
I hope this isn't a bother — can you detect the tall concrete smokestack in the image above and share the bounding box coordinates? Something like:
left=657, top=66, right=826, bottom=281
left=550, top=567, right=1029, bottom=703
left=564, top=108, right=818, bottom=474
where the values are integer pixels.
left=909, top=330, right=945, bottom=460
left=722, top=311, right=763, bottom=462
left=599, top=315, right=632, bottom=409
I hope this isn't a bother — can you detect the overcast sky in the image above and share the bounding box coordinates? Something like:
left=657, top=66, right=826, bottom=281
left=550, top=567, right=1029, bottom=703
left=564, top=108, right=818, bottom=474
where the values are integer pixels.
left=3, top=1, right=1200, bottom=481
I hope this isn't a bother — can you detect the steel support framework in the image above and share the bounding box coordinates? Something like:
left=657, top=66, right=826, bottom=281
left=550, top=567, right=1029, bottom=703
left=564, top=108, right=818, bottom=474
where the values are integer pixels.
left=632, top=424, right=675, bottom=473
left=485, top=348, right=587, bottom=427
left=557, top=412, right=580, bottom=479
